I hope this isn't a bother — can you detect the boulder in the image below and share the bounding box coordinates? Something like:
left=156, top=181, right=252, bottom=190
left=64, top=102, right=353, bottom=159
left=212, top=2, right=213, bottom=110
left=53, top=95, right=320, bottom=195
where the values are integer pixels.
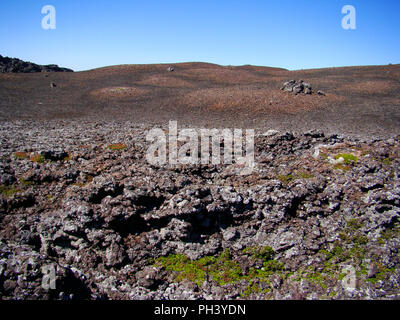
left=281, top=80, right=321, bottom=95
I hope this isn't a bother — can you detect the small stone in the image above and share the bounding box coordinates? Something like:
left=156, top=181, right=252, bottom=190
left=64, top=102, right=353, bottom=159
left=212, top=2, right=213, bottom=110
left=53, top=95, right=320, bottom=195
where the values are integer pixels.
left=367, top=263, right=379, bottom=278
left=222, top=228, right=239, bottom=241
left=264, top=129, right=280, bottom=137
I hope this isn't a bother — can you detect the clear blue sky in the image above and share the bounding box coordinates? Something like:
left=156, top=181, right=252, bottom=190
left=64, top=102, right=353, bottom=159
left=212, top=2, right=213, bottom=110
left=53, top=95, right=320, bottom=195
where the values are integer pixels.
left=1, top=0, right=399, bottom=71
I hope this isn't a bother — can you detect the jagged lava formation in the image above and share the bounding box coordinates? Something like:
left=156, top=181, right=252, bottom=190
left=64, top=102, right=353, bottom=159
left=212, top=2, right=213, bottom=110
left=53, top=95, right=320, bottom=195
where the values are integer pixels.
left=0, top=121, right=399, bottom=300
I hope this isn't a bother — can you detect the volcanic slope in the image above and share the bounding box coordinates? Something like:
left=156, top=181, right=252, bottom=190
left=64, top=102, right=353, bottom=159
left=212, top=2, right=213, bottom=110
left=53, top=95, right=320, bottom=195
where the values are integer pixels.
left=1, top=62, right=399, bottom=137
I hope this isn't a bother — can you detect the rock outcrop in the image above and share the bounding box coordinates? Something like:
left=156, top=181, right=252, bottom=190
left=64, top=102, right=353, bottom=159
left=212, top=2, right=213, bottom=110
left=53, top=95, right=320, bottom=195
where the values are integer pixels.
left=281, top=80, right=316, bottom=95
left=0, top=55, right=73, bottom=73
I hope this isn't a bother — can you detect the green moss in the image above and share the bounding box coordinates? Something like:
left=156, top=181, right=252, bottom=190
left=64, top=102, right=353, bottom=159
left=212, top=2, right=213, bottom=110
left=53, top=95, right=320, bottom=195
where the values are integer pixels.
left=63, top=153, right=72, bottom=162
left=310, top=219, right=382, bottom=290
left=353, top=235, right=368, bottom=246
left=366, top=264, right=396, bottom=284
left=328, top=243, right=348, bottom=261
left=295, top=218, right=397, bottom=291
left=19, top=178, right=35, bottom=186
left=242, top=281, right=261, bottom=298
left=346, top=218, right=363, bottom=231
left=338, top=232, right=350, bottom=242
left=156, top=254, right=206, bottom=287
left=241, top=281, right=270, bottom=298
left=296, top=171, right=315, bottom=179
left=243, top=246, right=275, bottom=262
left=212, top=249, right=246, bottom=284
left=377, top=237, right=386, bottom=245
left=277, top=171, right=314, bottom=184
left=382, top=158, right=391, bottom=166
left=335, top=220, right=369, bottom=258
left=155, top=247, right=284, bottom=288
left=298, top=247, right=347, bottom=290
left=277, top=174, right=295, bottom=184
left=334, top=153, right=358, bottom=165
left=378, top=228, right=399, bottom=243
left=306, top=272, right=329, bottom=289
left=262, top=260, right=284, bottom=273
left=338, top=271, right=347, bottom=281
left=359, top=264, right=368, bottom=276
left=0, top=184, right=22, bottom=197
left=155, top=224, right=396, bottom=296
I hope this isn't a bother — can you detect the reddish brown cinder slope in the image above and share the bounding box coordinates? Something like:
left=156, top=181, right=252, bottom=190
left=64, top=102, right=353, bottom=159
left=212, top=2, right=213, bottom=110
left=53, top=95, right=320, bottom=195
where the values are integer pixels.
left=1, top=62, right=399, bottom=137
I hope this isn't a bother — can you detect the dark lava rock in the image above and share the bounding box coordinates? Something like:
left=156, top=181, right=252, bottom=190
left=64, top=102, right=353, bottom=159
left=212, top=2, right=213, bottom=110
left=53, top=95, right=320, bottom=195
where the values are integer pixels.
left=0, top=55, right=73, bottom=73
left=281, top=80, right=322, bottom=96
left=0, top=121, right=399, bottom=300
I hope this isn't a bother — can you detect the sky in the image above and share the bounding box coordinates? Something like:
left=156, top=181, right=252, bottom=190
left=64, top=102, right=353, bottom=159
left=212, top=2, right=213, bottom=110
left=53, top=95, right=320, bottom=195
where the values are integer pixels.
left=1, top=0, right=399, bottom=71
